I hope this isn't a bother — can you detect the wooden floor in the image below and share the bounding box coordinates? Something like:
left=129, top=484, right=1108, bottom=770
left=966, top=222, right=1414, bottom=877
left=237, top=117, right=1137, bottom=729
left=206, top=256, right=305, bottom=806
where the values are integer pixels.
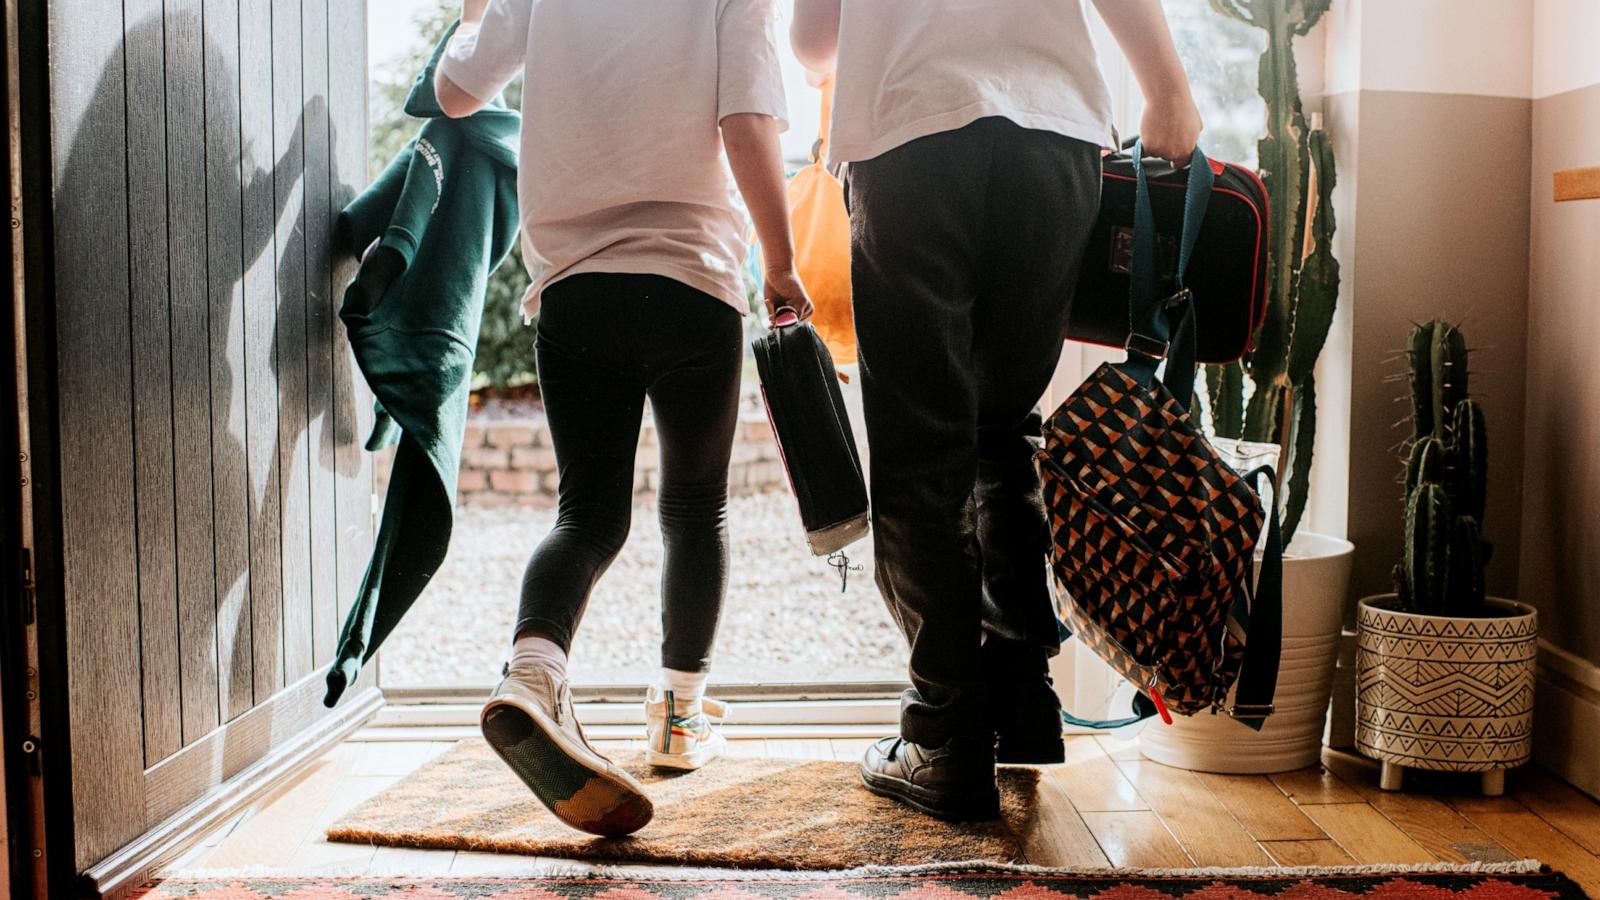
left=172, top=732, right=1600, bottom=895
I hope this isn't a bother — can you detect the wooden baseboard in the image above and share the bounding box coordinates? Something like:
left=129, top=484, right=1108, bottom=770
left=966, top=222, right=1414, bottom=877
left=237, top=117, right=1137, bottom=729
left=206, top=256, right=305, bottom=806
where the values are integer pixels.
left=1534, top=640, right=1600, bottom=800
left=81, top=683, right=384, bottom=899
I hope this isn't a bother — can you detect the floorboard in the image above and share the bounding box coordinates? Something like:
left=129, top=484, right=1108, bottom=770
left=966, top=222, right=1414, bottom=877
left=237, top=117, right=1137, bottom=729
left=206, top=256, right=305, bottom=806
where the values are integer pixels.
left=1192, top=772, right=1325, bottom=842
left=1270, top=764, right=1364, bottom=806
left=1456, top=807, right=1600, bottom=897
left=1517, top=768, right=1600, bottom=855
left=1054, top=737, right=1147, bottom=812
left=1298, top=802, right=1435, bottom=864
left=1078, top=810, right=1193, bottom=867
left=1021, top=770, right=1113, bottom=868
left=1113, top=759, right=1271, bottom=866
left=170, top=728, right=1600, bottom=885
left=1260, top=839, right=1355, bottom=866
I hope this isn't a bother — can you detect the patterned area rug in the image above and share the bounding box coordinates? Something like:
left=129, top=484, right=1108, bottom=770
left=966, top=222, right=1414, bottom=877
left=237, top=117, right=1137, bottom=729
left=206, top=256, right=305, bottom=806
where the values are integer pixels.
left=135, top=861, right=1586, bottom=899
left=326, top=742, right=1039, bottom=869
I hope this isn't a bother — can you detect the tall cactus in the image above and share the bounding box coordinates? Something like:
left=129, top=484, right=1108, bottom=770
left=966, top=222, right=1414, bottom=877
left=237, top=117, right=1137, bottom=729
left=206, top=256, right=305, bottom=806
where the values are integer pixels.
left=1394, top=321, right=1490, bottom=617
left=1205, top=0, right=1341, bottom=542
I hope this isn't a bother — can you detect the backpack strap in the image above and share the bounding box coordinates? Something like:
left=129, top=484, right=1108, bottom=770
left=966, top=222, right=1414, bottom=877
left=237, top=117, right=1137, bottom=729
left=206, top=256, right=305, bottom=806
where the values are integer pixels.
left=1117, top=142, right=1214, bottom=412
left=1053, top=617, right=1160, bottom=730
left=1062, top=693, right=1160, bottom=731
left=1227, top=465, right=1285, bottom=729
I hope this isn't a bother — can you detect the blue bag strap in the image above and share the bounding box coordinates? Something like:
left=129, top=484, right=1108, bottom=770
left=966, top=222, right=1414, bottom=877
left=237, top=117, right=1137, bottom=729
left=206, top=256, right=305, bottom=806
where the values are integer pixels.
left=1053, top=617, right=1159, bottom=730
left=1062, top=694, right=1160, bottom=731
left=1118, top=142, right=1214, bottom=411
left=1227, top=465, right=1284, bottom=730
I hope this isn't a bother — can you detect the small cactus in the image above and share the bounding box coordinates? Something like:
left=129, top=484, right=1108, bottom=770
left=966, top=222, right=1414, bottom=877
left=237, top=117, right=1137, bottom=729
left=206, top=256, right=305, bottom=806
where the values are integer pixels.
left=1394, top=321, right=1490, bottom=616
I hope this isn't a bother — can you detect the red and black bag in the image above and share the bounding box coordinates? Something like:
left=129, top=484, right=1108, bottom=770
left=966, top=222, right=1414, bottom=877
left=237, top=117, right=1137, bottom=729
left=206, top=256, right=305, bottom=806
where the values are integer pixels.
left=1042, top=145, right=1283, bottom=730
left=1067, top=148, right=1268, bottom=364
left=753, top=308, right=870, bottom=557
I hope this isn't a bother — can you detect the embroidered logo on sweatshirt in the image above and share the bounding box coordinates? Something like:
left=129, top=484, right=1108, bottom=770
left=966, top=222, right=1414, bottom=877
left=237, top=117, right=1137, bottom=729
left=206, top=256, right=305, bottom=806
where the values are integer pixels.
left=416, top=138, right=445, bottom=213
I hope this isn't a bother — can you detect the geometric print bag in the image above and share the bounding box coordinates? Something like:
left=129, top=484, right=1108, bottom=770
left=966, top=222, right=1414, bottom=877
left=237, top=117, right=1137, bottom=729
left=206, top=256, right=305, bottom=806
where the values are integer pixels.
left=1040, top=145, right=1284, bottom=729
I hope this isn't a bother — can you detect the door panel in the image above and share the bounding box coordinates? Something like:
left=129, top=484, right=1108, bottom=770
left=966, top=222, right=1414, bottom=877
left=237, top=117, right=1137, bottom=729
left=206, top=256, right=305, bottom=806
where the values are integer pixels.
left=49, top=0, right=146, bottom=868
left=42, top=0, right=375, bottom=878
left=330, top=0, right=377, bottom=651
left=202, top=0, right=254, bottom=728
left=164, top=0, right=223, bottom=749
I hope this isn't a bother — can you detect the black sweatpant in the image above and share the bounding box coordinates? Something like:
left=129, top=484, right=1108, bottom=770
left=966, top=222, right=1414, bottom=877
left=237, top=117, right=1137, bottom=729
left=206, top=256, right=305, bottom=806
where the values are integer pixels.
left=516, top=273, right=744, bottom=673
left=847, top=117, right=1101, bottom=747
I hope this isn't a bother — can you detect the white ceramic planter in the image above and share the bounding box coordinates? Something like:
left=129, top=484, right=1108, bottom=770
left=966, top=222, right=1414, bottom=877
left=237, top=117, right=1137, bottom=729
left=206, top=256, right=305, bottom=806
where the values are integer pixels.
left=1139, top=531, right=1355, bottom=773
left=1355, top=594, right=1537, bottom=795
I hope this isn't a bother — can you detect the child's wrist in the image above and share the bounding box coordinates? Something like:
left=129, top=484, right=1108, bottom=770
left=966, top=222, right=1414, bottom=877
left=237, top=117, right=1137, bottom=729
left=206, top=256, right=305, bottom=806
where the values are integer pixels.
left=763, top=250, right=795, bottom=273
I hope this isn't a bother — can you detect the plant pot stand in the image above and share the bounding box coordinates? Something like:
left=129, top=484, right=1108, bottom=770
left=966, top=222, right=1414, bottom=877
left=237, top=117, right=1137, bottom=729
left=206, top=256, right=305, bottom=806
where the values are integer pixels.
left=1378, top=760, right=1506, bottom=796
left=1355, top=595, right=1537, bottom=797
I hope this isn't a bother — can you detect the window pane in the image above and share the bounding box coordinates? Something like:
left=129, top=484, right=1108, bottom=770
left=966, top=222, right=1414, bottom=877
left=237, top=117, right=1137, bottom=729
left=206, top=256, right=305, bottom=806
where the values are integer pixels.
left=1165, top=0, right=1268, bottom=167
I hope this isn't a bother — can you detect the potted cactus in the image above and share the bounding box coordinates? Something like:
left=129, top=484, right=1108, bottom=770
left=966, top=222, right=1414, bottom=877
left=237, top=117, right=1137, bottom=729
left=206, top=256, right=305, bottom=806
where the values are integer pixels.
left=1138, top=0, right=1355, bottom=775
left=1354, top=322, right=1537, bottom=796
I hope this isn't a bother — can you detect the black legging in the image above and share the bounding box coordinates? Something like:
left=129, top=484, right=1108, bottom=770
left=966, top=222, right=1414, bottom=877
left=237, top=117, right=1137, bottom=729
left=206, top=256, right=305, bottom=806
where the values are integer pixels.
left=516, top=273, right=744, bottom=673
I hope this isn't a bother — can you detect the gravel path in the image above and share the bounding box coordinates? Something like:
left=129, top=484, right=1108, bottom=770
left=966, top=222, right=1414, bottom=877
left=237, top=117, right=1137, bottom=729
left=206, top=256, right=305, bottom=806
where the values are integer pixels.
left=382, top=491, right=906, bottom=687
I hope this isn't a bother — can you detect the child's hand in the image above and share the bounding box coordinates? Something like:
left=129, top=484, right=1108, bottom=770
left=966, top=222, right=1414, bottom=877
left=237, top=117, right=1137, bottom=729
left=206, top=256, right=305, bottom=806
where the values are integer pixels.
left=1139, top=93, right=1204, bottom=167
left=764, top=266, right=815, bottom=324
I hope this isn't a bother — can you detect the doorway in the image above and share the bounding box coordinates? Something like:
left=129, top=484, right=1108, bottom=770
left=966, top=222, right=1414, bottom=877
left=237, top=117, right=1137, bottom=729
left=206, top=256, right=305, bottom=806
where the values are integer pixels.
left=365, top=3, right=904, bottom=699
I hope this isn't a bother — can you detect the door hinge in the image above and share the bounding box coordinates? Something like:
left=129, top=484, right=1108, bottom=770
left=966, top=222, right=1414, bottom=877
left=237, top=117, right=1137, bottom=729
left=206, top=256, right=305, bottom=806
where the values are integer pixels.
left=18, top=546, right=34, bottom=625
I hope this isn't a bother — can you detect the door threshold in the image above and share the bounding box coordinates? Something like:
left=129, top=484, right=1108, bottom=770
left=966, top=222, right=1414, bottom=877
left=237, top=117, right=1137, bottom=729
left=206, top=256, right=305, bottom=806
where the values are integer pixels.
left=351, top=721, right=897, bottom=743
left=368, top=695, right=900, bottom=735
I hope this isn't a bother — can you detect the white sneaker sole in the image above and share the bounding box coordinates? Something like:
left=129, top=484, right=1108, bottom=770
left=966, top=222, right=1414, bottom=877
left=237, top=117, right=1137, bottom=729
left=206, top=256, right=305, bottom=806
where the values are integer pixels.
left=481, top=695, right=653, bottom=836
left=646, top=731, right=727, bottom=771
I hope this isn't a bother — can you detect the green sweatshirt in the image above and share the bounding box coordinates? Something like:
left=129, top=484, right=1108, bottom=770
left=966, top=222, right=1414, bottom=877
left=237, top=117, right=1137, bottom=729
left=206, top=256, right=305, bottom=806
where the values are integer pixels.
left=324, top=24, right=520, bottom=706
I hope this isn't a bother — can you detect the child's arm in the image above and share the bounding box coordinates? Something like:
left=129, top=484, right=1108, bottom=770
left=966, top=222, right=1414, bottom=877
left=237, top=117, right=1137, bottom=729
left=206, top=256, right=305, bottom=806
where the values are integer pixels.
left=791, top=0, right=842, bottom=77
left=722, top=113, right=813, bottom=320
left=1089, top=0, right=1203, bottom=165
left=436, top=0, right=525, bottom=119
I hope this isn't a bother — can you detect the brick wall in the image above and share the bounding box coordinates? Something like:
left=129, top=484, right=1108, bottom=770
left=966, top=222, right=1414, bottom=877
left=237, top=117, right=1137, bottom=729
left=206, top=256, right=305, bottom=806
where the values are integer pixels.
left=373, top=411, right=788, bottom=508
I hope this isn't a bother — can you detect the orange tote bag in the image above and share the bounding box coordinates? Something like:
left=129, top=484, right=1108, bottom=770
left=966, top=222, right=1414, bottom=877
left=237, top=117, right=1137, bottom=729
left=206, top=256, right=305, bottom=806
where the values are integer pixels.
left=783, top=78, right=856, bottom=365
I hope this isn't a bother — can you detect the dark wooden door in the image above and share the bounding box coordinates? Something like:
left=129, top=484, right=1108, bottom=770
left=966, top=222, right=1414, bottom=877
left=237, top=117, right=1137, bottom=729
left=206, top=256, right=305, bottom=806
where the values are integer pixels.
left=25, top=0, right=379, bottom=893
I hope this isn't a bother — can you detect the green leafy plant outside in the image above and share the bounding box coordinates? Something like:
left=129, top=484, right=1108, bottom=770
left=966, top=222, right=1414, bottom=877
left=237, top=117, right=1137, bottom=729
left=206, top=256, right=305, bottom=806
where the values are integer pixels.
left=1204, top=0, right=1341, bottom=543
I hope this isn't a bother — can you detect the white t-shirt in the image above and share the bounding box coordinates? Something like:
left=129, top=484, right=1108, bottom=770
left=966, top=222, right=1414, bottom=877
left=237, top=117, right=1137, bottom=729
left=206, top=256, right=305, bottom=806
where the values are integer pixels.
left=828, top=0, right=1116, bottom=165
left=439, top=0, right=788, bottom=318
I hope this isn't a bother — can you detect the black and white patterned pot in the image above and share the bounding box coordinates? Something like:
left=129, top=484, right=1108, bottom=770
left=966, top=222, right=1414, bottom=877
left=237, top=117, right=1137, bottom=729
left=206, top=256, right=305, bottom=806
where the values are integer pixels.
left=1355, top=595, right=1537, bottom=773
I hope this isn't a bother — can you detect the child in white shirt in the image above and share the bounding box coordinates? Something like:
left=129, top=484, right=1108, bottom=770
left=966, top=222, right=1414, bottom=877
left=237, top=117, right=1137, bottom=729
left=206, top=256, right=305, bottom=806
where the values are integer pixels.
left=438, top=0, right=809, bottom=838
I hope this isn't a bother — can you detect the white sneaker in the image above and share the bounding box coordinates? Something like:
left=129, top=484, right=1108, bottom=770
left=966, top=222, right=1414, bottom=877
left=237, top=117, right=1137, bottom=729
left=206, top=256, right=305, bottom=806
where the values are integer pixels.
left=644, top=685, right=728, bottom=770
left=481, top=664, right=653, bottom=836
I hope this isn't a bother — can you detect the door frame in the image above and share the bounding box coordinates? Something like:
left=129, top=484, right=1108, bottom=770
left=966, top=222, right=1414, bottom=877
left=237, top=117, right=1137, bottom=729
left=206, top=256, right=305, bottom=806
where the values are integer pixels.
left=5, top=0, right=73, bottom=894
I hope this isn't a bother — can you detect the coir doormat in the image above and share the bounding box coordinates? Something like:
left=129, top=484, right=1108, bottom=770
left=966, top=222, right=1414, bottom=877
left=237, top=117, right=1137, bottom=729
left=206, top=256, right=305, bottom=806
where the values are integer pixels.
left=325, top=740, right=1038, bottom=869
left=136, top=860, right=1586, bottom=899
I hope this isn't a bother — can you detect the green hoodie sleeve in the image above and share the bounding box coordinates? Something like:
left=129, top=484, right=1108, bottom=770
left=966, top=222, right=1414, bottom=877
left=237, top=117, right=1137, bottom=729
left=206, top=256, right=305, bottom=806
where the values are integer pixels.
left=376, top=124, right=462, bottom=269
left=337, top=142, right=413, bottom=257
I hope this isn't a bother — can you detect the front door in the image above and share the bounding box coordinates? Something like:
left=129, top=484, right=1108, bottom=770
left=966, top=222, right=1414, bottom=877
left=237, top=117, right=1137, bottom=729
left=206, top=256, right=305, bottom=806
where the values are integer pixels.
left=13, top=1, right=377, bottom=895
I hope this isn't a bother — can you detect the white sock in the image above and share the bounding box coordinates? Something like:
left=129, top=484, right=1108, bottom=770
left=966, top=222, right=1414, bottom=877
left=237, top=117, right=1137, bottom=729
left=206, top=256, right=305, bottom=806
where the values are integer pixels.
left=661, top=668, right=709, bottom=704
left=510, top=635, right=568, bottom=680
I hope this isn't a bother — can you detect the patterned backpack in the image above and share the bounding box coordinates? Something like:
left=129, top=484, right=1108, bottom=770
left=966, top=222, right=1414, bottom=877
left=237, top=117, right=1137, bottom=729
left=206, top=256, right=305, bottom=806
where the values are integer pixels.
left=1041, top=145, right=1283, bottom=728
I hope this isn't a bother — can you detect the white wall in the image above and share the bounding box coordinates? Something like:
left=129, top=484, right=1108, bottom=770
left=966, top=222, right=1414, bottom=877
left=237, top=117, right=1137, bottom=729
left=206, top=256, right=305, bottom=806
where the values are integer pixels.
left=1345, top=0, right=1533, bottom=97
left=1532, top=0, right=1600, bottom=99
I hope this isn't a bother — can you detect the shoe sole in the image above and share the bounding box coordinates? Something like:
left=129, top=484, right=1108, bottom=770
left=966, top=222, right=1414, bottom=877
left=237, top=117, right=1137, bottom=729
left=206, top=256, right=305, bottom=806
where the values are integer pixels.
left=481, top=701, right=653, bottom=837
left=859, top=765, right=1000, bottom=822
left=647, top=731, right=726, bottom=771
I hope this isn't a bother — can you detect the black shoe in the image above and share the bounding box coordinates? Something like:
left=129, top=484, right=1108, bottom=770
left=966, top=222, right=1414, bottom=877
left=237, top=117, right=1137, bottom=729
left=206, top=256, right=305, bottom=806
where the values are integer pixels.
left=859, top=736, right=1001, bottom=821
left=982, top=638, right=1066, bottom=764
